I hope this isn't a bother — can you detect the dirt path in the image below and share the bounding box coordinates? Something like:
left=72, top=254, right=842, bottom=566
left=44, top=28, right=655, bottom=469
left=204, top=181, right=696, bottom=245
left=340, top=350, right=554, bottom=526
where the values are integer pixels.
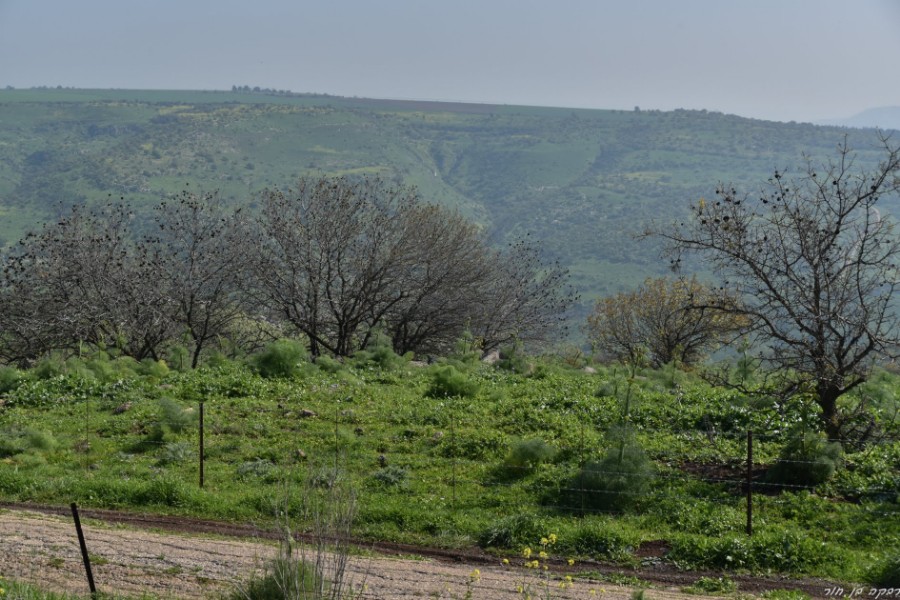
left=0, top=507, right=836, bottom=599
left=0, top=508, right=706, bottom=600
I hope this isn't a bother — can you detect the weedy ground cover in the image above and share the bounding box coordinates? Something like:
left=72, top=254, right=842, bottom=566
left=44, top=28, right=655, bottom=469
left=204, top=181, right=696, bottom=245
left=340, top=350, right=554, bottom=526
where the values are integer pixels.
left=1, top=352, right=899, bottom=584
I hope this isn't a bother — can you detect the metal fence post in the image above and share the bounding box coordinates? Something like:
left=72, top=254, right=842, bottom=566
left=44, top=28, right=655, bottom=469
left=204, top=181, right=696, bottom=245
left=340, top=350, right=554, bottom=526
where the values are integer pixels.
left=746, top=430, right=753, bottom=536
left=71, top=502, right=97, bottom=598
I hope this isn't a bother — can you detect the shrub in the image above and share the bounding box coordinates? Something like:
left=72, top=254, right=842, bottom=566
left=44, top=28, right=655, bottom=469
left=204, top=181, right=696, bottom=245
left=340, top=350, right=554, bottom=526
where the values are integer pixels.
left=503, top=438, right=557, bottom=477
left=871, top=555, right=900, bottom=586
left=350, top=331, right=406, bottom=371
left=314, top=355, right=344, bottom=374
left=233, top=557, right=321, bottom=600
left=425, top=365, right=479, bottom=398
left=0, top=428, right=57, bottom=457
left=252, top=339, right=309, bottom=379
left=371, top=465, right=408, bottom=488
left=237, top=458, right=276, bottom=481
left=136, top=358, right=170, bottom=379
left=497, top=341, right=530, bottom=374
left=566, top=429, right=654, bottom=513
left=24, top=429, right=57, bottom=453
left=158, top=441, right=194, bottom=465
left=148, top=397, right=197, bottom=442
left=448, top=330, right=482, bottom=367
left=0, top=365, right=26, bottom=393
left=684, top=576, right=737, bottom=595
left=32, top=355, right=67, bottom=380
left=767, top=431, right=842, bottom=488
left=562, top=520, right=635, bottom=561
left=135, top=475, right=190, bottom=507
left=479, top=513, right=550, bottom=548
left=669, top=528, right=839, bottom=572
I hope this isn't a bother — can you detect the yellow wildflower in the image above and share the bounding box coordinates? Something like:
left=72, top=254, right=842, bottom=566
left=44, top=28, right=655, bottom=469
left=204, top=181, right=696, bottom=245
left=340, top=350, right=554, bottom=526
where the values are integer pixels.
left=469, top=568, right=481, bottom=581
left=567, top=558, right=575, bottom=566
left=522, top=547, right=532, bottom=558
left=548, top=533, right=558, bottom=544
left=502, top=558, right=510, bottom=565
left=538, top=551, right=548, bottom=559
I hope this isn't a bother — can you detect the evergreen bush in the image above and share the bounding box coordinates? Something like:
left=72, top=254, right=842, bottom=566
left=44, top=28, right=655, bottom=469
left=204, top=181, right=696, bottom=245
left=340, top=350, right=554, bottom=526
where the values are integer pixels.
left=425, top=365, right=479, bottom=398
left=502, top=438, right=556, bottom=477
left=567, top=428, right=654, bottom=513
left=252, top=339, right=309, bottom=379
left=767, top=431, right=842, bottom=488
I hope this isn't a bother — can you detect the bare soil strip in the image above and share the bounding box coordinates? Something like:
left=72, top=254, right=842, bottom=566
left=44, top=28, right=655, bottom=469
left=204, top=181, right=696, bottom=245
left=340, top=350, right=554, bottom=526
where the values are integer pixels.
left=0, top=503, right=839, bottom=599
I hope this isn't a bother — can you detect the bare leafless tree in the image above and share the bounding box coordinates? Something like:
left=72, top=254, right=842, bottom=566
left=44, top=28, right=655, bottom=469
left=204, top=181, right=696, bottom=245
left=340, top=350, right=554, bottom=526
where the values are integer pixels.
left=471, top=237, right=576, bottom=353
left=254, top=177, right=417, bottom=357
left=145, top=189, right=251, bottom=368
left=653, top=137, right=900, bottom=438
left=0, top=202, right=173, bottom=363
left=383, top=204, right=494, bottom=355
left=253, top=176, right=573, bottom=358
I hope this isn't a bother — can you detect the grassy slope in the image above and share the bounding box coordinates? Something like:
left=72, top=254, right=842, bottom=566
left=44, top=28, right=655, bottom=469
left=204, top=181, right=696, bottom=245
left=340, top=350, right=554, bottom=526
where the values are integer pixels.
left=1, top=356, right=899, bottom=584
left=0, top=88, right=894, bottom=309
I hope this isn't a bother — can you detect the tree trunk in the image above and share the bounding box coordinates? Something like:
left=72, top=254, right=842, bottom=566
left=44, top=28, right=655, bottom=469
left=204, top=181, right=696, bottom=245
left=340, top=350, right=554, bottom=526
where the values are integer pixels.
left=817, top=384, right=842, bottom=441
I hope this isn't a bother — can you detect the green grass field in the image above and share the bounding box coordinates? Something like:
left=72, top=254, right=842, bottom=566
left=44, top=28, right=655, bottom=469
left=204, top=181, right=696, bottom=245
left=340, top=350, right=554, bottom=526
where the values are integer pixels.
left=2, top=350, right=899, bottom=586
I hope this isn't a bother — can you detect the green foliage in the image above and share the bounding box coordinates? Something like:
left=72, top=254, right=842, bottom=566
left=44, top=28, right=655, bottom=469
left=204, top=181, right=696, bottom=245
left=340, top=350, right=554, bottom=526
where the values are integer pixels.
left=562, top=520, right=636, bottom=561
left=0, top=365, right=26, bottom=393
left=133, top=475, right=191, bottom=507
left=136, top=358, right=170, bottom=379
left=252, top=339, right=310, bottom=379
left=232, top=557, right=321, bottom=599
left=371, top=465, right=408, bottom=488
left=565, top=427, right=654, bottom=513
left=0, top=428, right=57, bottom=458
left=684, top=576, right=737, bottom=595
left=237, top=458, right=276, bottom=481
left=871, top=555, right=900, bottom=586
left=314, top=355, right=344, bottom=374
left=448, top=329, right=482, bottom=367
left=497, top=341, right=529, bottom=374
left=767, top=431, right=842, bottom=488
left=502, top=438, right=557, bottom=476
left=350, top=331, right=406, bottom=371
left=168, top=345, right=191, bottom=372
left=31, top=355, right=66, bottom=380
left=158, top=441, right=193, bottom=466
left=478, top=513, right=549, bottom=548
left=669, top=528, right=841, bottom=572
left=149, top=397, right=197, bottom=442
left=761, top=591, right=812, bottom=600
left=1, top=351, right=898, bottom=582
left=425, top=365, right=479, bottom=398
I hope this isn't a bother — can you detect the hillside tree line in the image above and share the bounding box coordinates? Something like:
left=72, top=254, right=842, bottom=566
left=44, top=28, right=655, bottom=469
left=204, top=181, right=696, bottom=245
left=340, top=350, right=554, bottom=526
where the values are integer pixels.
left=0, top=177, right=574, bottom=367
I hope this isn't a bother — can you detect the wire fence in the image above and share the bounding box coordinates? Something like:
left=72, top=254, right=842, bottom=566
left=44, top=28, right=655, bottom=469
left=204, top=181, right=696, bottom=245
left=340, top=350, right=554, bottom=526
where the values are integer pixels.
left=3, top=397, right=897, bottom=598
left=61, top=398, right=900, bottom=517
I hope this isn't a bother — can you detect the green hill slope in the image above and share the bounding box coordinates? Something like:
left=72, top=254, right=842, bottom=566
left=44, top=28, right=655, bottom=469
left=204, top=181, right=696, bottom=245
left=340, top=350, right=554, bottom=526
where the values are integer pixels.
left=0, top=88, right=893, bottom=310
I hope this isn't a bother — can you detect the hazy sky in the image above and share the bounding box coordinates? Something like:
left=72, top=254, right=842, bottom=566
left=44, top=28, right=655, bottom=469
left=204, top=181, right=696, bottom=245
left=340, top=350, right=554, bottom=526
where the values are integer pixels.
left=2, top=0, right=899, bottom=123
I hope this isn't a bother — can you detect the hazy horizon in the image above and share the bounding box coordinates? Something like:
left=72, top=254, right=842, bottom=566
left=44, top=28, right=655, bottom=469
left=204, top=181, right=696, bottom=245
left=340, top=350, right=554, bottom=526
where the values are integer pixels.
left=2, top=0, right=899, bottom=125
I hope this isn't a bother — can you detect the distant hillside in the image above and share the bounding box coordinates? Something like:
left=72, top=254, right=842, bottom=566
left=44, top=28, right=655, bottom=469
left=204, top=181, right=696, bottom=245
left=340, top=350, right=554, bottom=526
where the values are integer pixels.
left=818, top=106, right=900, bottom=131
left=0, top=88, right=895, bottom=322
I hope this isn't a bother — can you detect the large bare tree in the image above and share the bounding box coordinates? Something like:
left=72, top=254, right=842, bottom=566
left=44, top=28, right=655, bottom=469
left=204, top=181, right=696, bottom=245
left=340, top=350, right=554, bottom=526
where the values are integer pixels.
left=654, top=138, right=900, bottom=438
left=253, top=176, right=573, bottom=357
left=0, top=202, right=173, bottom=363
left=254, top=177, right=418, bottom=357
left=145, top=189, right=251, bottom=368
